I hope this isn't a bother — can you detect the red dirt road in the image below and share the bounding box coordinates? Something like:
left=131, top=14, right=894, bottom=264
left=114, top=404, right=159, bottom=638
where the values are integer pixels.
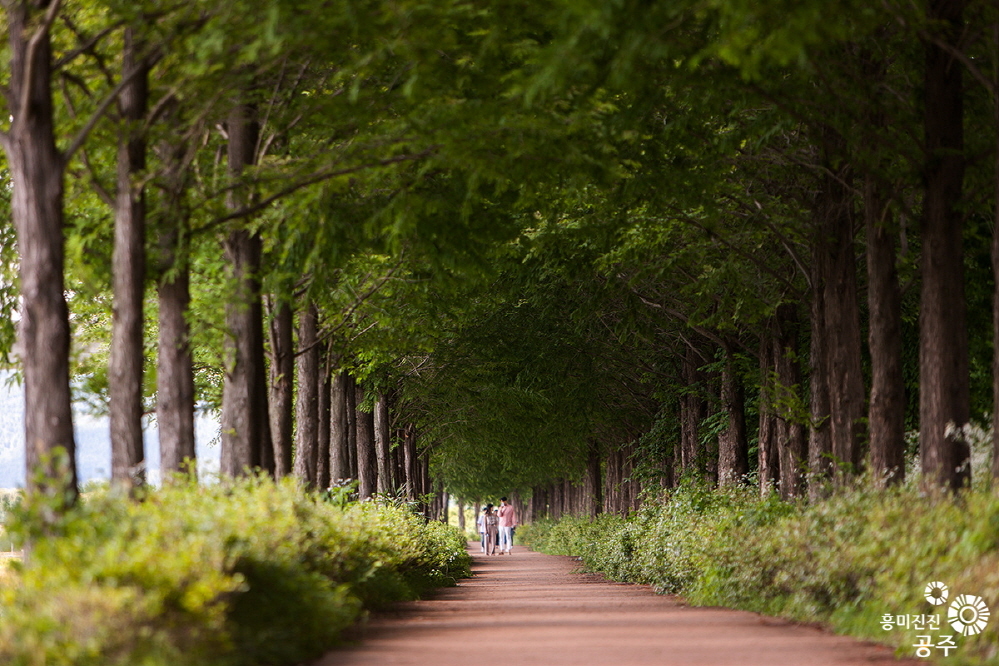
left=317, top=544, right=910, bottom=666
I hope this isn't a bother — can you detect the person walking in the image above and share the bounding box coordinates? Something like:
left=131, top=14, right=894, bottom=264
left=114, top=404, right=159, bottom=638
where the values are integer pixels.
left=477, top=506, right=488, bottom=553
left=483, top=504, right=499, bottom=555
left=498, top=497, right=517, bottom=555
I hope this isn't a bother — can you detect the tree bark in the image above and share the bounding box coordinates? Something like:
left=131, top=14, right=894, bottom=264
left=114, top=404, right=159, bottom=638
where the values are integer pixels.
left=293, top=303, right=319, bottom=487
left=774, top=304, right=807, bottom=499
left=156, top=126, right=195, bottom=479
left=254, top=298, right=273, bottom=476
left=757, top=325, right=779, bottom=494
left=865, top=174, right=906, bottom=486
left=808, top=230, right=833, bottom=499
left=680, top=345, right=706, bottom=479
left=355, top=385, right=377, bottom=498
left=157, top=220, right=195, bottom=478
left=109, top=28, right=149, bottom=489
left=316, top=356, right=332, bottom=490
left=345, top=374, right=358, bottom=478
left=818, top=132, right=867, bottom=480
left=375, top=392, right=392, bottom=493
left=267, top=299, right=294, bottom=478
left=4, top=3, right=78, bottom=502
left=718, top=341, right=748, bottom=485
left=402, top=424, right=418, bottom=498
left=391, top=426, right=405, bottom=490
left=220, top=101, right=265, bottom=476
left=419, top=452, right=431, bottom=518
left=330, top=370, right=350, bottom=482
left=993, top=39, right=999, bottom=483
left=585, top=439, right=603, bottom=518
left=920, top=0, right=970, bottom=491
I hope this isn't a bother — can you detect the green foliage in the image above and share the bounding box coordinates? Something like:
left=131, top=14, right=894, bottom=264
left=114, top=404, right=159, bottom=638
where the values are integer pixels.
left=0, top=477, right=470, bottom=666
left=523, top=483, right=999, bottom=664
left=0, top=180, right=15, bottom=368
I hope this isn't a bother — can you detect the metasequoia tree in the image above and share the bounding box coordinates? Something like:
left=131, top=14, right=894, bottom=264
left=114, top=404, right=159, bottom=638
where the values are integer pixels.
left=919, top=0, right=971, bottom=491
left=219, top=97, right=268, bottom=476
left=1, top=1, right=78, bottom=499
left=109, top=27, right=151, bottom=488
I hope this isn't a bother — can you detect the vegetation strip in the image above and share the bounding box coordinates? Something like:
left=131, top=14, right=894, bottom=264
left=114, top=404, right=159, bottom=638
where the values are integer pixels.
left=520, top=484, right=999, bottom=665
left=0, top=478, right=471, bottom=666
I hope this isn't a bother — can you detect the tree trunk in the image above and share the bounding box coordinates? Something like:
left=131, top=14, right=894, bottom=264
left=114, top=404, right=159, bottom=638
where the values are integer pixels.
left=220, top=101, right=265, bottom=476
left=4, top=3, right=78, bottom=502
left=316, top=355, right=332, bottom=490
left=157, top=221, right=195, bottom=478
left=718, top=341, right=748, bottom=485
left=680, top=346, right=706, bottom=478
left=109, top=29, right=149, bottom=489
left=585, top=439, right=603, bottom=518
left=294, top=304, right=319, bottom=487
left=156, top=131, right=195, bottom=479
left=919, top=0, right=971, bottom=491
left=808, top=232, right=833, bottom=499
left=420, top=452, right=431, bottom=518
left=356, top=385, right=377, bottom=498
left=345, top=374, right=358, bottom=478
left=865, top=174, right=906, bottom=486
left=391, top=427, right=405, bottom=490
left=330, top=370, right=350, bottom=482
left=254, top=300, right=273, bottom=476
left=375, top=393, right=392, bottom=493
left=774, top=304, right=807, bottom=499
left=605, top=449, right=619, bottom=515
left=623, top=445, right=640, bottom=511
left=267, top=299, right=294, bottom=478
left=993, top=43, right=999, bottom=484
left=403, top=424, right=418, bottom=498
left=818, top=131, right=867, bottom=480
left=757, top=325, right=779, bottom=494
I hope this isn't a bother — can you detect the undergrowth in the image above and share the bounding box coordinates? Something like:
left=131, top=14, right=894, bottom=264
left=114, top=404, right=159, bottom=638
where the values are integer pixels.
left=0, top=475, right=470, bottom=666
left=519, top=483, right=999, bottom=665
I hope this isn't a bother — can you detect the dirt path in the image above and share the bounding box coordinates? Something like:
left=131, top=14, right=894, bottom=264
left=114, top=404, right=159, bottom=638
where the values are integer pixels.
left=317, top=543, right=909, bottom=666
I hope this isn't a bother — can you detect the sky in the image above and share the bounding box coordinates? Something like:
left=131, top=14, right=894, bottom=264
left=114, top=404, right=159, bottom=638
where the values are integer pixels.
left=0, top=372, right=220, bottom=488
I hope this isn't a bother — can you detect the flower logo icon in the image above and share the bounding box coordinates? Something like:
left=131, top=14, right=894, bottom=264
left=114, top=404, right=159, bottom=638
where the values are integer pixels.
left=924, top=581, right=949, bottom=605
left=948, top=594, right=991, bottom=636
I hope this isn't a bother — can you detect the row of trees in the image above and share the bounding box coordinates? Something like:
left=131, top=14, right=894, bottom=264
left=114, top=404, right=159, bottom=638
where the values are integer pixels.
left=403, top=0, right=999, bottom=510
left=0, top=0, right=513, bottom=506
left=3, top=0, right=999, bottom=515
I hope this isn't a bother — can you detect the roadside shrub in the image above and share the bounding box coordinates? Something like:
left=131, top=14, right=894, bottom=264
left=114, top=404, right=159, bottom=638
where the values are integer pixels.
left=0, top=476, right=471, bottom=666
left=523, top=482, right=999, bottom=665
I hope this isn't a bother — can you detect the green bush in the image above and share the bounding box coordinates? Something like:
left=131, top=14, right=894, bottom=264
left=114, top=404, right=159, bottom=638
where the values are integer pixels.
left=0, top=476, right=471, bottom=666
left=521, top=483, right=999, bottom=665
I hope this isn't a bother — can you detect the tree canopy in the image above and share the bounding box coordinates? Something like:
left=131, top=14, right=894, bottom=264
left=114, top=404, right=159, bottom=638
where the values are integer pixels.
left=2, top=0, right=998, bottom=508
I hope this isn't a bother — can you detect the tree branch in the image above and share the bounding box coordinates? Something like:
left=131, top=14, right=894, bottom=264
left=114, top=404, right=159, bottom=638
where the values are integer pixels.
left=18, top=0, right=64, bottom=126
left=62, top=51, right=158, bottom=162
left=54, top=23, right=120, bottom=71
left=195, top=148, right=437, bottom=233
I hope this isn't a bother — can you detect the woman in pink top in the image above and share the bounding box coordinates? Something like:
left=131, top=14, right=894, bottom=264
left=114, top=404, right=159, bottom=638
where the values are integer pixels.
left=483, top=505, right=499, bottom=555
left=498, top=497, right=517, bottom=554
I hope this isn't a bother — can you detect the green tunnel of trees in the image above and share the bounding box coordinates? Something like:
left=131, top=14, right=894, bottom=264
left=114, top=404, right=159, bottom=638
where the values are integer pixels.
left=2, top=0, right=999, bottom=518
